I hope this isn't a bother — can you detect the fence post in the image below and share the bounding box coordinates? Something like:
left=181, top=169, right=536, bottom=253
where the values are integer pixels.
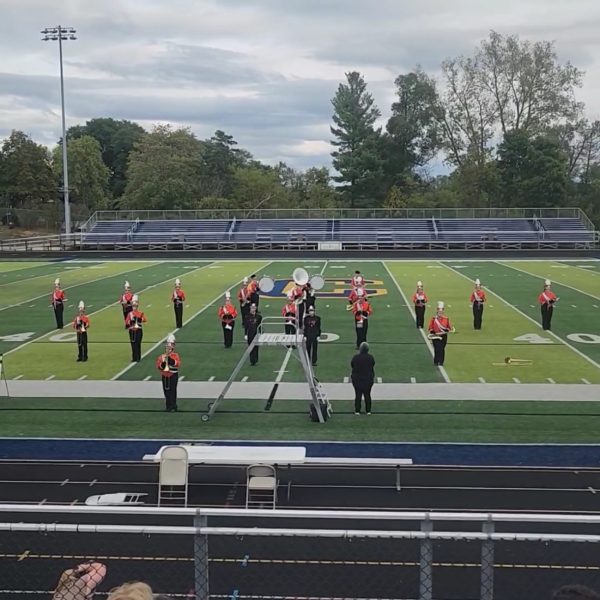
left=194, top=514, right=210, bottom=600
left=419, top=514, right=433, bottom=600
left=480, top=517, right=495, bottom=600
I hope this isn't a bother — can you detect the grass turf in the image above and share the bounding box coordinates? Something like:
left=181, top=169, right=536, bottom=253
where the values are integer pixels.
left=2, top=397, right=600, bottom=442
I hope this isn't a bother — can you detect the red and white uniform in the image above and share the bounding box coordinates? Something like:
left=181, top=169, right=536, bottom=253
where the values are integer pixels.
left=125, top=309, right=147, bottom=330
left=470, top=288, right=486, bottom=304
left=51, top=288, right=66, bottom=306
left=412, top=290, right=428, bottom=306
left=120, top=291, right=133, bottom=309
left=218, top=301, right=238, bottom=324
left=428, top=314, right=452, bottom=335
left=351, top=274, right=365, bottom=288
left=156, top=351, right=181, bottom=377
left=538, top=289, right=558, bottom=306
left=282, top=302, right=298, bottom=324
left=348, top=288, right=366, bottom=304
left=352, top=300, right=372, bottom=323
left=172, top=287, right=186, bottom=305
left=238, top=285, right=250, bottom=306
left=72, top=314, right=90, bottom=332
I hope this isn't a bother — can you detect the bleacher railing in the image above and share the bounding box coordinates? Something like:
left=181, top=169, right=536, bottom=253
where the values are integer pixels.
left=84, top=207, right=594, bottom=226
left=1, top=505, right=600, bottom=600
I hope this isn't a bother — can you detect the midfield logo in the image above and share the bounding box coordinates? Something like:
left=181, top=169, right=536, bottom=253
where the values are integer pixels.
left=261, top=279, right=388, bottom=299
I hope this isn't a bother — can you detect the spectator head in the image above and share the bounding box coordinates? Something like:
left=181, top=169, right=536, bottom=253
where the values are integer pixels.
left=53, top=562, right=107, bottom=600
left=553, top=585, right=600, bottom=600
left=107, top=582, right=154, bottom=600
left=359, top=342, right=369, bottom=354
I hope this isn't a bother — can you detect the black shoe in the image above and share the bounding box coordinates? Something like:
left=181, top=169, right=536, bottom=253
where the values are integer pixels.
left=83, top=357, right=88, bottom=362
left=312, top=363, right=317, bottom=366
left=173, top=406, right=178, bottom=412
left=77, top=358, right=82, bottom=362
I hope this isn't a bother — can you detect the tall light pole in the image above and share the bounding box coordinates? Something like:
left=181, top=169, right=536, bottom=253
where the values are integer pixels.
left=41, top=26, right=77, bottom=235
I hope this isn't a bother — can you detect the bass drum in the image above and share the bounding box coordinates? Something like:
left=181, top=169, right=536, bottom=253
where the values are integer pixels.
left=309, top=274, right=325, bottom=290
left=258, top=276, right=274, bottom=293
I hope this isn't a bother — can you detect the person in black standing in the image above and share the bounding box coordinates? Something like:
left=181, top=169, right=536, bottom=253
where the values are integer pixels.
left=244, top=303, right=262, bottom=365
left=303, top=305, right=321, bottom=366
left=51, top=278, right=66, bottom=329
left=350, top=342, right=375, bottom=415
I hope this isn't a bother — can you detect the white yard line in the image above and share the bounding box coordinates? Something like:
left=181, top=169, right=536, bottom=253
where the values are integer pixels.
left=478, top=377, right=486, bottom=384
left=4, top=262, right=213, bottom=358
left=111, top=262, right=273, bottom=380
left=442, top=263, right=600, bottom=371
left=0, top=263, right=155, bottom=314
left=498, top=261, right=600, bottom=302
left=0, top=266, right=83, bottom=289
left=383, top=262, right=451, bottom=383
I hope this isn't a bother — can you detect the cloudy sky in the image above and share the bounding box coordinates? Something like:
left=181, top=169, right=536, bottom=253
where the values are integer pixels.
left=1, top=0, right=600, bottom=171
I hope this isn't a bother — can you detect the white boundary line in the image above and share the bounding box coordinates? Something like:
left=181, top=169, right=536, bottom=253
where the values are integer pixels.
left=383, top=262, right=451, bottom=383
left=0, top=262, right=157, bottom=314
left=4, top=262, right=213, bottom=358
left=111, top=261, right=274, bottom=380
left=0, top=265, right=84, bottom=289
left=441, top=263, right=600, bottom=371
left=498, top=261, right=600, bottom=302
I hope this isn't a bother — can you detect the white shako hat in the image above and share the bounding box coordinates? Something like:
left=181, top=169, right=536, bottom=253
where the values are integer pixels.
left=54, top=278, right=60, bottom=286
left=124, top=280, right=130, bottom=289
left=166, top=334, right=176, bottom=345
left=225, top=291, right=231, bottom=300
left=78, top=300, right=85, bottom=310
left=243, top=277, right=249, bottom=285
left=437, top=301, right=445, bottom=310
left=287, top=290, right=294, bottom=300
left=417, top=281, right=423, bottom=287
left=475, top=278, right=481, bottom=286
left=132, top=294, right=139, bottom=304
left=357, top=288, right=365, bottom=297
left=175, top=278, right=181, bottom=287
left=544, top=279, right=551, bottom=287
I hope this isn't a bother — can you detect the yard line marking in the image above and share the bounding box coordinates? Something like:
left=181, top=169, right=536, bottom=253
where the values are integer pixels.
left=529, top=304, right=535, bottom=308
left=547, top=378, right=556, bottom=384
left=343, top=376, right=349, bottom=383
left=443, top=263, right=600, bottom=371
left=384, top=262, right=451, bottom=383
left=588, top=486, right=597, bottom=494
left=60, top=479, right=69, bottom=486
left=143, top=376, right=152, bottom=381
left=38, top=499, right=47, bottom=505
left=0, top=265, right=83, bottom=289
left=377, top=377, right=383, bottom=384
left=594, top=305, right=599, bottom=309
left=77, top=375, right=87, bottom=380
left=241, top=376, right=249, bottom=382
left=0, top=262, right=154, bottom=314
left=112, top=262, right=273, bottom=380
left=208, top=376, right=215, bottom=381
left=45, top=375, right=55, bottom=381
left=3, top=262, right=173, bottom=357
left=512, top=378, right=521, bottom=384
left=70, top=499, right=78, bottom=506
left=410, top=377, right=416, bottom=383
left=478, top=377, right=486, bottom=383
left=499, top=262, right=600, bottom=302
left=89, top=479, right=97, bottom=487
left=179, top=376, right=185, bottom=381
left=582, top=379, right=591, bottom=385
left=571, top=305, right=577, bottom=308
left=12, top=374, right=23, bottom=380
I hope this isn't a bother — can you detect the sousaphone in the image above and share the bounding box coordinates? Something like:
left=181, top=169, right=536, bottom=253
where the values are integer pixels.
left=293, top=267, right=325, bottom=290
left=258, top=276, right=275, bottom=293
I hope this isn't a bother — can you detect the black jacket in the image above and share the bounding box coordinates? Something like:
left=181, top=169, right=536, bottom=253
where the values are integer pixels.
left=303, top=315, right=321, bottom=339
left=351, top=352, right=375, bottom=385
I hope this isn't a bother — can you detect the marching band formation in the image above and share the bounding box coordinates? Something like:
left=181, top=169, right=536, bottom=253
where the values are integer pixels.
left=50, top=271, right=561, bottom=410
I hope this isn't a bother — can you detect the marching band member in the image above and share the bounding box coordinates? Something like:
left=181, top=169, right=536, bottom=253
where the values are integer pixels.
left=238, top=277, right=251, bottom=337
left=72, top=300, right=89, bottom=362
left=428, top=301, right=453, bottom=366
left=120, top=281, right=134, bottom=321
left=244, top=303, right=262, bottom=365
left=51, top=278, right=66, bottom=329
left=303, top=305, right=321, bottom=366
left=351, top=270, right=365, bottom=289
left=218, top=291, right=238, bottom=348
left=172, top=278, right=186, bottom=328
left=539, top=279, right=558, bottom=331
left=470, top=278, right=486, bottom=330
left=282, top=291, right=298, bottom=346
left=125, top=294, right=147, bottom=362
left=156, top=334, right=181, bottom=412
left=248, top=274, right=260, bottom=307
left=412, top=281, right=428, bottom=329
left=352, top=289, right=373, bottom=349
left=348, top=286, right=365, bottom=306
left=299, top=282, right=315, bottom=328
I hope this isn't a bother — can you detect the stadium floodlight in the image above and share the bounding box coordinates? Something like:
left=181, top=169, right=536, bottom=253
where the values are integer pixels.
left=41, top=26, right=77, bottom=235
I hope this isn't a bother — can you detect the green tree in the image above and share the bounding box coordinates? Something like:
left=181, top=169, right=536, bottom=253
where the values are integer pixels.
left=52, top=135, right=110, bottom=213
left=0, top=130, right=56, bottom=207
left=330, top=71, right=383, bottom=207
left=68, top=118, right=145, bottom=198
left=121, top=125, right=206, bottom=210
left=497, top=130, right=569, bottom=207
left=384, top=69, right=441, bottom=186
left=230, top=166, right=287, bottom=212
left=201, top=130, right=250, bottom=197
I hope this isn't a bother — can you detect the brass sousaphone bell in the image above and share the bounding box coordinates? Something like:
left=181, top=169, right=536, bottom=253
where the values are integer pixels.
left=292, top=267, right=325, bottom=291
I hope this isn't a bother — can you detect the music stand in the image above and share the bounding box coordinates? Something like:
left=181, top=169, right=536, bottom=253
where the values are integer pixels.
left=0, top=354, right=10, bottom=399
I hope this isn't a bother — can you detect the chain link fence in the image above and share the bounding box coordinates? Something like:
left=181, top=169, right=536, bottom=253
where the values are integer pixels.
left=1, top=508, right=600, bottom=600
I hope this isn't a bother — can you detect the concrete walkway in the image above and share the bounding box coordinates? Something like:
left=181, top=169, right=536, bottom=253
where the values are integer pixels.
left=4, top=380, right=600, bottom=401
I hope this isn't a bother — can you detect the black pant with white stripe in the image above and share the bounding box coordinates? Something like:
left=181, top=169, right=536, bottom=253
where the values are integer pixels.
left=472, top=303, right=484, bottom=329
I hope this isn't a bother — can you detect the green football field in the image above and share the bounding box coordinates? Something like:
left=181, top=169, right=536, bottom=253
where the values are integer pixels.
left=1, top=258, right=599, bottom=384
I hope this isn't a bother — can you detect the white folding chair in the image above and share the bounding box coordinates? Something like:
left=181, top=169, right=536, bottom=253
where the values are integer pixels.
left=246, top=463, right=277, bottom=509
left=158, top=446, right=189, bottom=506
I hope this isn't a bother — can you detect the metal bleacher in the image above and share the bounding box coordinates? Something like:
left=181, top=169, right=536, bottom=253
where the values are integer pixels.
left=78, top=208, right=598, bottom=251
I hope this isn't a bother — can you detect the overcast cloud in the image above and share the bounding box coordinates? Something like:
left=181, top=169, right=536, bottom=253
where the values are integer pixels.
left=1, top=0, right=600, bottom=171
